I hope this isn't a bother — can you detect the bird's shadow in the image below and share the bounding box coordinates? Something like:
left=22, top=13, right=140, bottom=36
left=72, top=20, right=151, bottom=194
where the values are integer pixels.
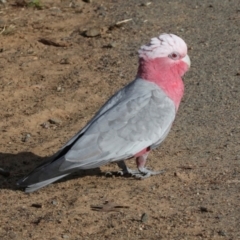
left=0, top=152, right=103, bottom=191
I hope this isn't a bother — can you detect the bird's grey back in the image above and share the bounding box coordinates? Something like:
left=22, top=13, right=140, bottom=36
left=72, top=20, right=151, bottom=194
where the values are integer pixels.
left=58, top=78, right=176, bottom=171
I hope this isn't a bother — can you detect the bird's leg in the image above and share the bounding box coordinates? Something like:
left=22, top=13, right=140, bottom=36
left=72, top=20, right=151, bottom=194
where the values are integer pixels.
left=105, top=160, right=139, bottom=177
left=133, top=152, right=165, bottom=179
left=116, top=160, right=140, bottom=175
left=106, top=154, right=165, bottom=178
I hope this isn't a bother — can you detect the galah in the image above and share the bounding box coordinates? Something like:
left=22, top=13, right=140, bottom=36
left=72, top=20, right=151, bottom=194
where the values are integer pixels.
left=17, top=33, right=190, bottom=192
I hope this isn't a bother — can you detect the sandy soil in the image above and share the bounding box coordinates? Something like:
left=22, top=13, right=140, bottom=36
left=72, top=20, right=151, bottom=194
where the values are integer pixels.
left=0, top=0, right=240, bottom=239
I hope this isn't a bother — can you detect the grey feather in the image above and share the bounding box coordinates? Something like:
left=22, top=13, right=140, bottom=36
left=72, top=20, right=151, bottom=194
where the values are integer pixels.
left=17, top=78, right=176, bottom=191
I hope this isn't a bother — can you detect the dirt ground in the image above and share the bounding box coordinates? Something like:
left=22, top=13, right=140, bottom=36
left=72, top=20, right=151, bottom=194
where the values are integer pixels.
left=0, top=0, right=239, bottom=239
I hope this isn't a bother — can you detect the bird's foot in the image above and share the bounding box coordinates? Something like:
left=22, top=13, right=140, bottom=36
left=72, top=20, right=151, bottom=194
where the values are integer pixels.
left=117, top=167, right=140, bottom=176
left=105, top=167, right=139, bottom=177
left=107, top=167, right=165, bottom=179
left=105, top=160, right=139, bottom=177
left=132, top=167, right=166, bottom=179
left=105, top=160, right=165, bottom=179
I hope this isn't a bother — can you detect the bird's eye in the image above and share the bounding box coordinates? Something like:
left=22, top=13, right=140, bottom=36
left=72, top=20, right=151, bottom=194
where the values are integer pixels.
left=169, top=52, right=180, bottom=60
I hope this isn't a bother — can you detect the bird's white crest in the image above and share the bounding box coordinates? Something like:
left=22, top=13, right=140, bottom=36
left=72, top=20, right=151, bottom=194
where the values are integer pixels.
left=138, top=33, right=188, bottom=60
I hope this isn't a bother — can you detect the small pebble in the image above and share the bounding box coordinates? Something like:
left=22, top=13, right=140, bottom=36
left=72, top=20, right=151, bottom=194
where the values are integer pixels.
left=62, top=235, right=69, bottom=239
left=141, top=213, right=148, bottom=223
left=22, top=133, right=31, bottom=142
left=200, top=206, right=208, bottom=212
left=218, top=230, right=227, bottom=236
left=60, top=58, right=70, bottom=64
left=84, top=27, right=101, bottom=37
left=49, top=118, right=62, bottom=125
left=31, top=203, right=42, bottom=208
left=57, top=86, right=62, bottom=92
left=40, top=122, right=50, bottom=129
left=51, top=200, right=58, bottom=205
left=140, top=2, right=152, bottom=7
left=27, top=49, right=34, bottom=54
left=103, top=42, right=117, bottom=48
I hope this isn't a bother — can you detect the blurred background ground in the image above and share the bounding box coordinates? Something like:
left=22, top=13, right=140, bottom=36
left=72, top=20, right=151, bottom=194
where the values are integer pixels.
left=0, top=0, right=239, bottom=239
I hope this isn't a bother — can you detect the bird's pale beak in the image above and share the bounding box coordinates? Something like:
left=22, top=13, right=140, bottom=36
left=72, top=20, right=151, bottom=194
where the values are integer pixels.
left=182, top=54, right=191, bottom=68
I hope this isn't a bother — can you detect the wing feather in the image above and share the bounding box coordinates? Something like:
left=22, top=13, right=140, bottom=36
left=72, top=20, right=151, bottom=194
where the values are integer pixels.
left=60, top=78, right=176, bottom=171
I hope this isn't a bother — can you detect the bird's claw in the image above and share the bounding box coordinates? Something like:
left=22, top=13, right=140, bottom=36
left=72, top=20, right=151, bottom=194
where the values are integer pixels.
left=105, top=171, right=116, bottom=177
left=132, top=168, right=166, bottom=179
left=120, top=168, right=140, bottom=176
left=105, top=164, right=165, bottom=179
left=116, top=167, right=165, bottom=179
left=105, top=168, right=139, bottom=177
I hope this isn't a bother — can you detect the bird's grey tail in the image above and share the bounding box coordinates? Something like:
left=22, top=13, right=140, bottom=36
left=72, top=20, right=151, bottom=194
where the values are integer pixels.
left=17, top=157, right=70, bottom=193
left=17, top=174, right=69, bottom=193
left=17, top=130, right=86, bottom=193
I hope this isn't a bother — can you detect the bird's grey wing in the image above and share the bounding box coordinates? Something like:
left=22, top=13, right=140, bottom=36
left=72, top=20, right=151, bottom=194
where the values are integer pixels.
left=56, top=80, right=133, bottom=154
left=59, top=78, right=176, bottom=171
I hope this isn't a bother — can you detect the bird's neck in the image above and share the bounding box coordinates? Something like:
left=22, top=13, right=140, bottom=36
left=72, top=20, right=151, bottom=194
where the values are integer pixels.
left=137, top=57, right=186, bottom=109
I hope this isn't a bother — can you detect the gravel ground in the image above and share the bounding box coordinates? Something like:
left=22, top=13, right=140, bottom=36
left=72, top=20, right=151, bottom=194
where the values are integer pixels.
left=0, top=0, right=239, bottom=239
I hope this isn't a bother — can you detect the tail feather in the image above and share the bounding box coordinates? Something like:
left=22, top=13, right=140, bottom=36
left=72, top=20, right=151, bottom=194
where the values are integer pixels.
left=17, top=156, right=72, bottom=192
left=22, top=174, right=70, bottom=193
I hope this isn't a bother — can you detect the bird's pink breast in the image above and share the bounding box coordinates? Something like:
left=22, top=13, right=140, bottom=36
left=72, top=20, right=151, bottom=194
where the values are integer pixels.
left=137, top=57, right=186, bottom=109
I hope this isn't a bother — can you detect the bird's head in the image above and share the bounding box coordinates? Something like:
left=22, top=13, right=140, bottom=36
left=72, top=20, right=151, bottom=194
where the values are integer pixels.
left=137, top=33, right=190, bottom=109
left=138, top=33, right=190, bottom=78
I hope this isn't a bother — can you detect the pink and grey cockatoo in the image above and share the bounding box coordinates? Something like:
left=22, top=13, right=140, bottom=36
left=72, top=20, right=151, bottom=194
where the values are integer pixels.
left=17, top=33, right=190, bottom=192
